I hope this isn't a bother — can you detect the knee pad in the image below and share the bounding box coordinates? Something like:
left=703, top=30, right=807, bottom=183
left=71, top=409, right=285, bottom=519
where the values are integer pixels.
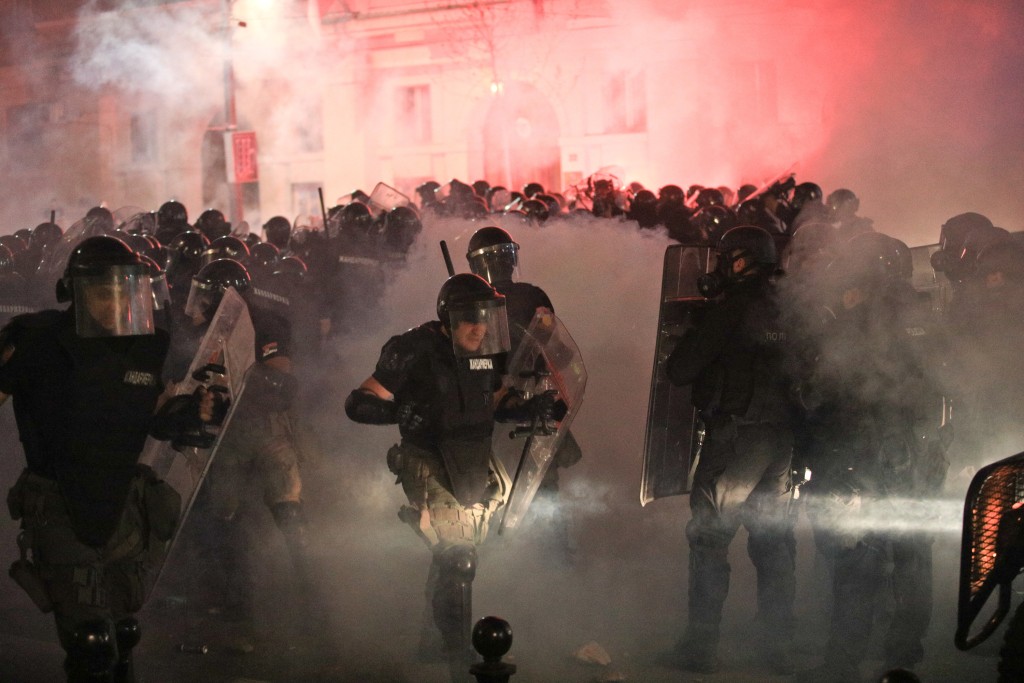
left=67, top=619, right=117, bottom=679
left=438, top=544, right=477, bottom=586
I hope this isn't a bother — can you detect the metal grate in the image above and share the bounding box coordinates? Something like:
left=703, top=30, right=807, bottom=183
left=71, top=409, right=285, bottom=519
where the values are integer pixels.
left=968, top=463, right=1024, bottom=596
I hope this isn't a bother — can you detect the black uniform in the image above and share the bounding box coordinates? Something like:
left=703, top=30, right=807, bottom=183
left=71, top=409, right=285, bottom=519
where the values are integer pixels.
left=798, top=282, right=949, bottom=682
left=180, top=302, right=314, bottom=628
left=353, top=318, right=507, bottom=680
left=665, top=277, right=798, bottom=673
left=1, top=309, right=176, bottom=681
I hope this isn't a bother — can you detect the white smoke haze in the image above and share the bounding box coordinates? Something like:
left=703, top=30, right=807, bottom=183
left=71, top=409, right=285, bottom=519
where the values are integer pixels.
left=2, top=1, right=1023, bottom=680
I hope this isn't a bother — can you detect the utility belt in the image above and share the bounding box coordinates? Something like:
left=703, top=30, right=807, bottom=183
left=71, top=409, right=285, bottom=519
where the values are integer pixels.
left=6, top=466, right=180, bottom=613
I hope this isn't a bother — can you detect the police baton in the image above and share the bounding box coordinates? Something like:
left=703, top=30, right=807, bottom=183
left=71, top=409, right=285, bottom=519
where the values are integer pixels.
left=440, top=240, right=455, bottom=276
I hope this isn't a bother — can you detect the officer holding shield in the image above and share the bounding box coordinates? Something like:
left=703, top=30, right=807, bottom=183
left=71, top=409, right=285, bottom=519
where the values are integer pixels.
left=663, top=226, right=799, bottom=675
left=345, top=273, right=515, bottom=682
left=0, top=235, right=211, bottom=682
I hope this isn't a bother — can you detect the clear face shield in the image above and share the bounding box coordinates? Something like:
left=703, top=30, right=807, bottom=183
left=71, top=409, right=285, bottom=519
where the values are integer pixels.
left=183, top=278, right=220, bottom=324
left=447, top=298, right=511, bottom=358
left=150, top=272, right=170, bottom=312
left=467, top=243, right=520, bottom=285
left=73, top=266, right=155, bottom=337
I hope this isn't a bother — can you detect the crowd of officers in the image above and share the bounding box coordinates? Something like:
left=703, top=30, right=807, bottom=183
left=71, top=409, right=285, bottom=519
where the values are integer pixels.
left=0, top=172, right=1021, bottom=682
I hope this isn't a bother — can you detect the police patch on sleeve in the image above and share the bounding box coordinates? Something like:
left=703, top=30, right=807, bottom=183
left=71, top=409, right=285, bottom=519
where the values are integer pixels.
left=469, top=358, right=493, bottom=370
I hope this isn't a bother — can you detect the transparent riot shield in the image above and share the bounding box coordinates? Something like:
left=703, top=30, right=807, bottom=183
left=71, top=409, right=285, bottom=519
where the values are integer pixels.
left=496, top=308, right=587, bottom=533
left=955, top=451, right=1024, bottom=650
left=640, top=243, right=713, bottom=506
left=36, top=217, right=110, bottom=306
left=138, top=288, right=255, bottom=583
left=367, top=181, right=412, bottom=218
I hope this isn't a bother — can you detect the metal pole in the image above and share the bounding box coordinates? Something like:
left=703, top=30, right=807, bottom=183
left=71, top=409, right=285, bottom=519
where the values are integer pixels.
left=223, top=0, right=243, bottom=227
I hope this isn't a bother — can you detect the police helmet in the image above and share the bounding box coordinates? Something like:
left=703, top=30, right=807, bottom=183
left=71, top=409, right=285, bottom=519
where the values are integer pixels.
left=84, top=206, right=115, bottom=234
left=658, top=185, right=686, bottom=206
left=184, top=258, right=251, bottom=323
left=158, top=200, right=188, bottom=226
left=274, top=255, right=309, bottom=279
left=472, top=180, right=491, bottom=199
left=698, top=225, right=778, bottom=297
left=696, top=187, right=725, bottom=209
left=466, top=226, right=520, bottom=285
left=436, top=273, right=511, bottom=357
left=522, top=199, right=550, bottom=224
left=263, top=216, right=292, bottom=249
left=31, top=222, right=63, bottom=249
left=202, top=235, right=251, bottom=266
left=59, top=235, right=155, bottom=337
left=381, top=206, right=422, bottom=253
left=523, top=182, right=545, bottom=199
left=827, top=232, right=905, bottom=294
left=0, top=234, right=27, bottom=256
left=974, top=238, right=1024, bottom=286
left=930, top=212, right=995, bottom=275
left=338, top=202, right=374, bottom=237
left=194, top=208, right=231, bottom=241
left=249, top=241, right=280, bottom=272
left=826, top=189, right=860, bottom=220
left=791, top=182, right=823, bottom=211
left=0, top=245, right=14, bottom=276
left=416, top=180, right=441, bottom=206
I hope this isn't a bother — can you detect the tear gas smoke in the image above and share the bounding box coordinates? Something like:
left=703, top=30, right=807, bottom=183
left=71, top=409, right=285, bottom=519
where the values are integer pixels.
left=1, top=1, right=1022, bottom=242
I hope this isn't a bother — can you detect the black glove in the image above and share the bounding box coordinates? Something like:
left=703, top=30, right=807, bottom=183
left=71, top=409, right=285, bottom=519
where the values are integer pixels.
left=396, top=402, right=426, bottom=433
left=151, top=393, right=214, bottom=448
left=530, top=392, right=568, bottom=423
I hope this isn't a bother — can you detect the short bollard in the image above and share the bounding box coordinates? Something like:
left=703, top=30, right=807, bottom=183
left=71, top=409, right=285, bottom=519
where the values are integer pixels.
left=469, top=616, right=516, bottom=683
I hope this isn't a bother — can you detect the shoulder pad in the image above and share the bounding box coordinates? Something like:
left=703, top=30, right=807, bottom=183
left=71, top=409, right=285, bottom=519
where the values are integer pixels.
left=0, top=310, right=62, bottom=349
left=377, top=322, right=440, bottom=373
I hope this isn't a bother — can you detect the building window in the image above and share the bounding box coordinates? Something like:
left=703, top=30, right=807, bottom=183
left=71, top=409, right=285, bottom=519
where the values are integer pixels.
left=603, top=71, right=647, bottom=134
left=6, top=102, right=49, bottom=162
left=395, top=85, right=432, bottom=145
left=130, top=112, right=158, bottom=163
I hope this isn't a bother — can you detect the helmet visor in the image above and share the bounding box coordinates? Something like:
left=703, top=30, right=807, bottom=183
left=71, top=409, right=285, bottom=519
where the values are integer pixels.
left=150, top=272, right=170, bottom=311
left=467, top=243, right=520, bottom=285
left=447, top=298, right=511, bottom=358
left=73, top=267, right=154, bottom=337
left=183, top=278, right=219, bottom=322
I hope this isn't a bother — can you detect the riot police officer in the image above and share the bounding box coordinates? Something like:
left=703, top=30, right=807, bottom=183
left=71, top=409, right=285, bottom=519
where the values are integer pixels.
left=663, top=225, right=799, bottom=675
left=175, top=258, right=319, bottom=642
left=796, top=232, right=950, bottom=683
left=0, top=235, right=210, bottom=682
left=345, top=273, right=516, bottom=682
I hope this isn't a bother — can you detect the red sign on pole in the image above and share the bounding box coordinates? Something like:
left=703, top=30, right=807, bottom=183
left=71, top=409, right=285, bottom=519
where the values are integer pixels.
left=226, top=131, right=258, bottom=183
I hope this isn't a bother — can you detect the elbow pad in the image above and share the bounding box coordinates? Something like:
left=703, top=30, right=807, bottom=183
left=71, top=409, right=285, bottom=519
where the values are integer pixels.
left=345, top=389, right=398, bottom=425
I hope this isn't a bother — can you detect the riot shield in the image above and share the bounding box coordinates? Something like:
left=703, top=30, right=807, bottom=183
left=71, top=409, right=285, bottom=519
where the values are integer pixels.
left=640, top=243, right=713, bottom=506
left=367, top=181, right=411, bottom=218
left=35, top=216, right=110, bottom=305
left=496, top=308, right=587, bottom=533
left=955, top=451, right=1024, bottom=650
left=138, top=288, right=255, bottom=583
